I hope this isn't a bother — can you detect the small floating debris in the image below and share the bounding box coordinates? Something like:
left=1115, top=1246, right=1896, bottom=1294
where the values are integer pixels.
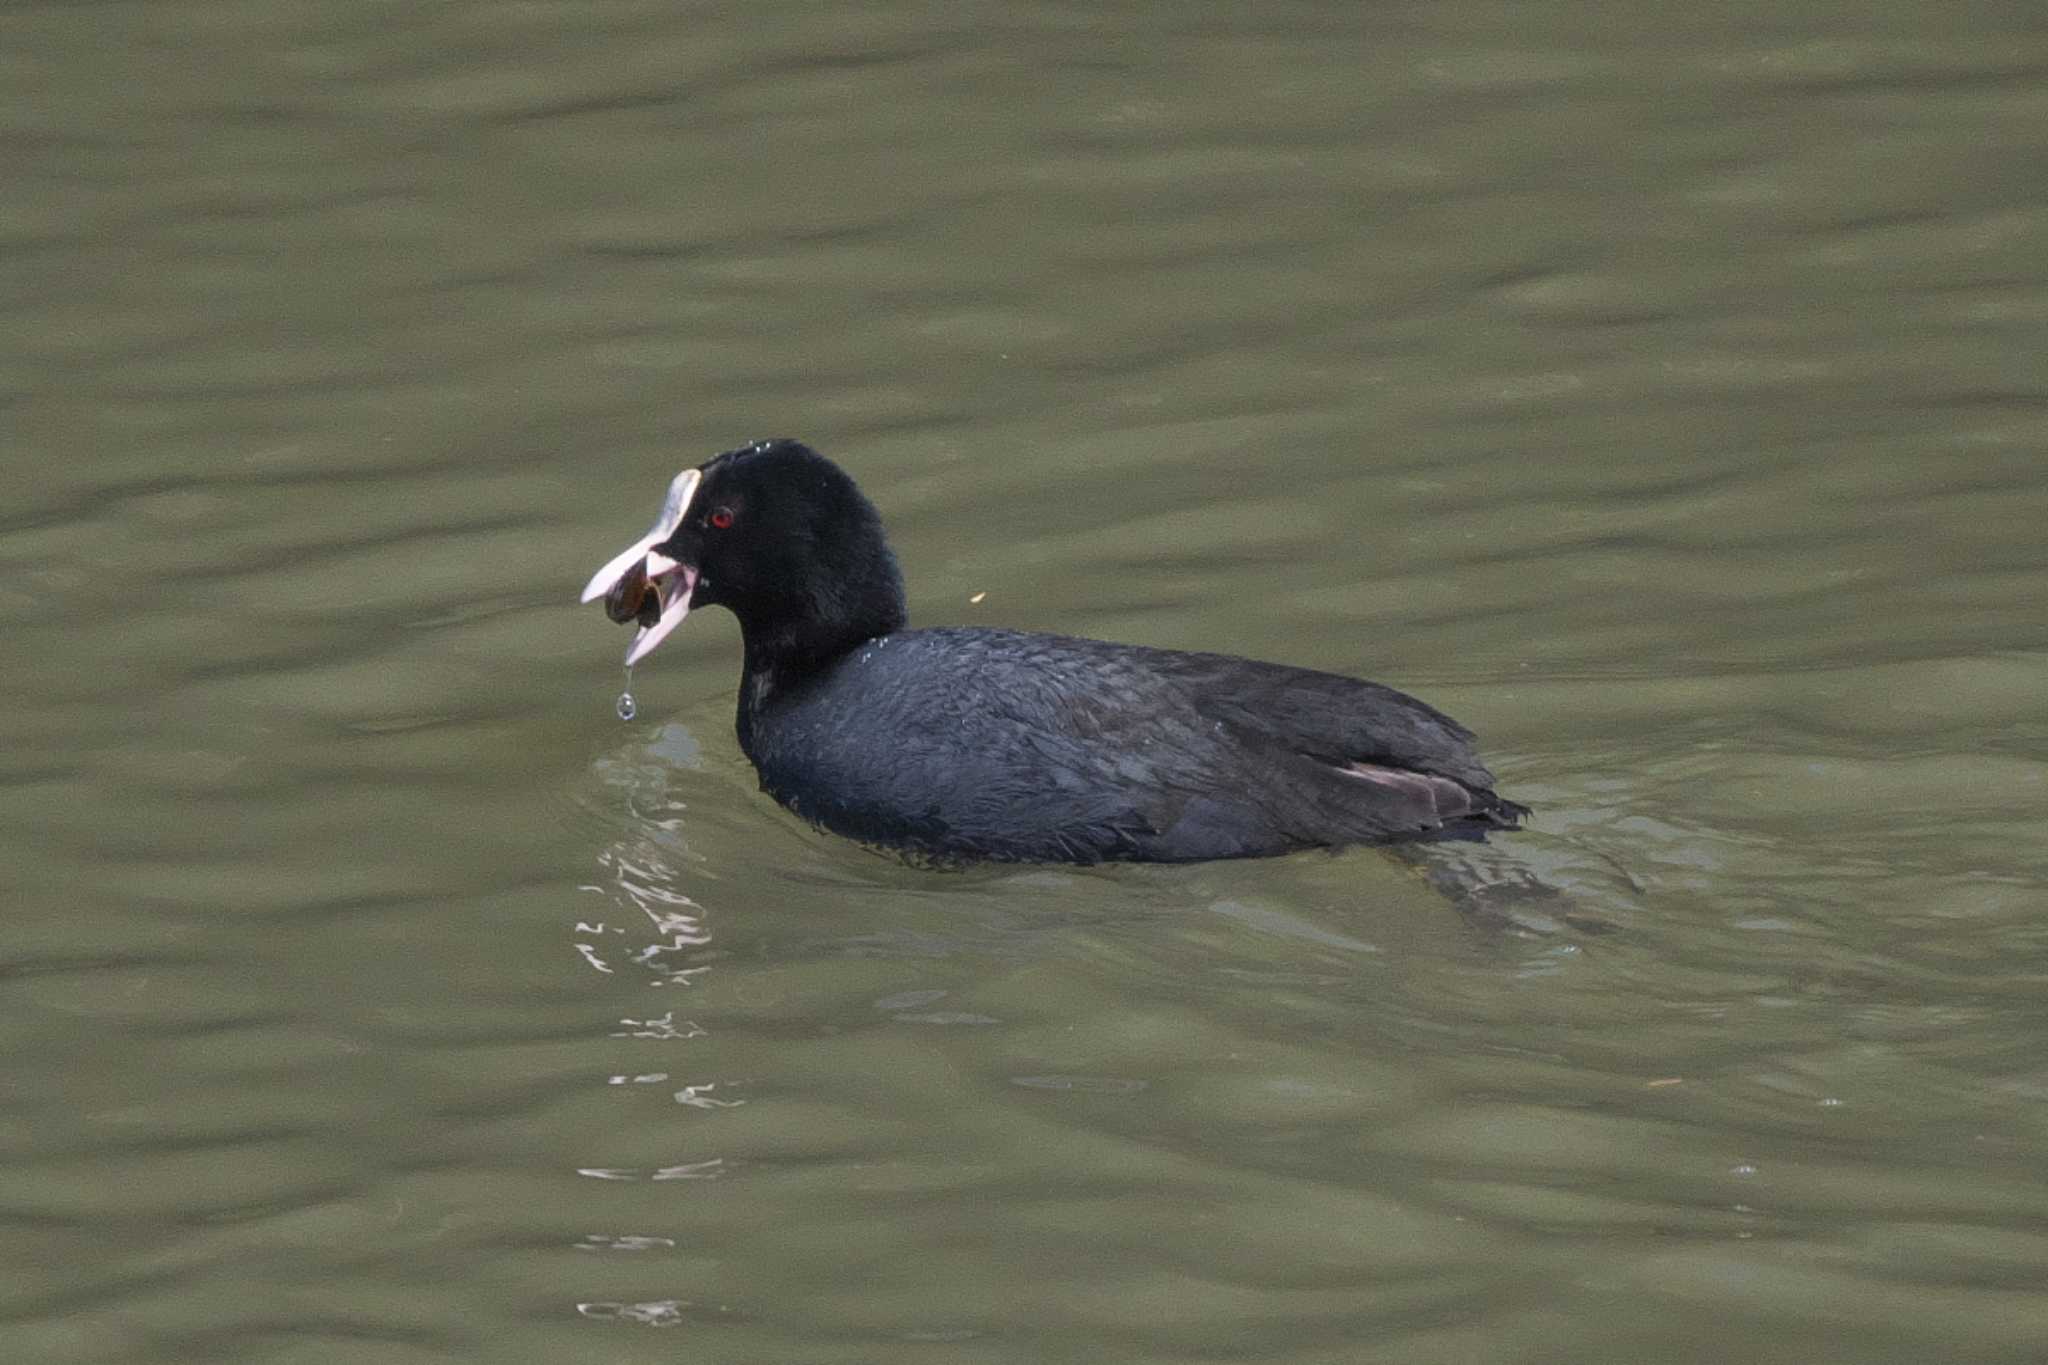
left=1009, top=1074, right=1147, bottom=1094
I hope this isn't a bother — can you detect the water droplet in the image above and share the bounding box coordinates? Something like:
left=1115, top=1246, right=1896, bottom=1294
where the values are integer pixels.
left=616, top=692, right=636, bottom=721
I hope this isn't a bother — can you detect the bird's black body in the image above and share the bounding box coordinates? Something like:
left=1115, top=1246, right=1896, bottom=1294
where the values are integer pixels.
left=587, top=439, right=1528, bottom=865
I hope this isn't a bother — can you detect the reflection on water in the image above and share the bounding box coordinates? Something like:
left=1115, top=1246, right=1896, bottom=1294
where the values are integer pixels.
left=581, top=724, right=714, bottom=988
left=6, top=0, right=2048, bottom=1360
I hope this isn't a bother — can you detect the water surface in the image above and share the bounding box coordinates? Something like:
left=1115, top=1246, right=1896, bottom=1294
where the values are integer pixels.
left=6, top=2, right=2048, bottom=1361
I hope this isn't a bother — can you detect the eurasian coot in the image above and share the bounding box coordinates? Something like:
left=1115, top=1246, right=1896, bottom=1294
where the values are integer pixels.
left=581, top=439, right=1529, bottom=864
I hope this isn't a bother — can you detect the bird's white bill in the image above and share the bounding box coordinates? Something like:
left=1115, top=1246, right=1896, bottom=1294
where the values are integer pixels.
left=578, top=468, right=702, bottom=604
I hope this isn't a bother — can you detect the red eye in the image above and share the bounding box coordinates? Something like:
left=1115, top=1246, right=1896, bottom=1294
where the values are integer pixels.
left=708, top=507, right=735, bottom=530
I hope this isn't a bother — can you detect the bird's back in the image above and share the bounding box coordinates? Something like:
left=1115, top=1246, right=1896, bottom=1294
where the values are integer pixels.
left=743, top=627, right=1524, bottom=864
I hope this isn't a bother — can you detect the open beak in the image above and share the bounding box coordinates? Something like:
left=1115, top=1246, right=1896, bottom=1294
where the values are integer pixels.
left=579, top=468, right=702, bottom=666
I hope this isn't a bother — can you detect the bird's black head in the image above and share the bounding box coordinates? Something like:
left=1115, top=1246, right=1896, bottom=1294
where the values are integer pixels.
left=580, top=439, right=908, bottom=679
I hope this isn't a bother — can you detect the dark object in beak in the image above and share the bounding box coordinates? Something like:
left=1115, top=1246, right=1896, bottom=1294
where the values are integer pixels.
left=603, top=559, right=663, bottom=627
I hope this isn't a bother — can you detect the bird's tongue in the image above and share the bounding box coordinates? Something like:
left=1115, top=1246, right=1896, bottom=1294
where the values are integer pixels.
left=626, top=560, right=697, bottom=666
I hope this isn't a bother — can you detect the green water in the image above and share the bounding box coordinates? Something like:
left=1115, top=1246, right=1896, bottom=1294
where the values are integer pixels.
left=6, top=2, right=2047, bottom=1361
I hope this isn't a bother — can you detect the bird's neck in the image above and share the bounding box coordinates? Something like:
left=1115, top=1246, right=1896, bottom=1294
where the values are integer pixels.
left=733, top=577, right=906, bottom=754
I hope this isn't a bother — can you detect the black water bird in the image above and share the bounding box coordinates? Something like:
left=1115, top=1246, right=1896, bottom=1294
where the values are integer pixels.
left=581, top=439, right=1529, bottom=864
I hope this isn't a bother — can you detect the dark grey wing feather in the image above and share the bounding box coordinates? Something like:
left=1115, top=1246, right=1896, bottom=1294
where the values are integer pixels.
left=1156, top=649, right=1499, bottom=788
left=967, top=633, right=1521, bottom=852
